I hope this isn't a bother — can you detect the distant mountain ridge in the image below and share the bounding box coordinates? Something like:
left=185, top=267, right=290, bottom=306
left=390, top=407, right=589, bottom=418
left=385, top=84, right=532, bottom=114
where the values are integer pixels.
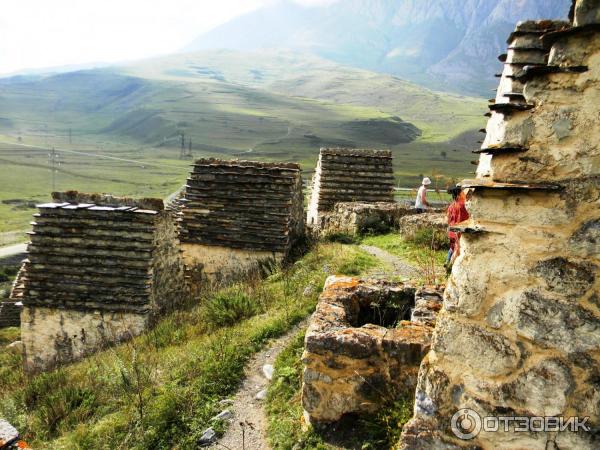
left=184, top=0, right=571, bottom=95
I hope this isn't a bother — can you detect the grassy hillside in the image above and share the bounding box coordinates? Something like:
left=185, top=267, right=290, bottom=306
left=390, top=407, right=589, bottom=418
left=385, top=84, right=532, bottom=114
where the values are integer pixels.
left=0, top=243, right=382, bottom=449
left=0, top=50, right=485, bottom=235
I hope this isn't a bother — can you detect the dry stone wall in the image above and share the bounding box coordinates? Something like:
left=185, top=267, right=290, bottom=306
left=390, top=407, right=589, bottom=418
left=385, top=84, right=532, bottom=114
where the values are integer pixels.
left=400, top=2, right=600, bottom=448
left=177, top=159, right=304, bottom=284
left=15, top=191, right=187, bottom=372
left=320, top=201, right=418, bottom=236
left=307, top=148, right=395, bottom=229
left=302, top=277, right=444, bottom=424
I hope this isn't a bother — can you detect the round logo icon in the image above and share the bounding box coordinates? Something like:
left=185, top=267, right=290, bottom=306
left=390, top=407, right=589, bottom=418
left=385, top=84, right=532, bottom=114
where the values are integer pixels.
left=451, top=408, right=482, bottom=440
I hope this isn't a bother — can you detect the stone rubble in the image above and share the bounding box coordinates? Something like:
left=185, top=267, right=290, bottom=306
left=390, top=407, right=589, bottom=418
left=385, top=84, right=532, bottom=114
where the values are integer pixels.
left=400, top=2, right=600, bottom=448
left=307, top=148, right=395, bottom=229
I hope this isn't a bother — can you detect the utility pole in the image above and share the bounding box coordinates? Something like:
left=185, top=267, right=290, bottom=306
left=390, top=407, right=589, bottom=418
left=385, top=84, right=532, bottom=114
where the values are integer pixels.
left=179, top=132, right=185, bottom=159
left=48, top=147, right=59, bottom=191
left=188, top=137, right=192, bottom=158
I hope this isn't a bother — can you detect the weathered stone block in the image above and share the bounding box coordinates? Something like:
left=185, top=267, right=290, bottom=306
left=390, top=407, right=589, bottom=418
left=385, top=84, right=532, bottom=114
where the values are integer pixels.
left=398, top=213, right=447, bottom=238
left=319, top=201, right=416, bottom=236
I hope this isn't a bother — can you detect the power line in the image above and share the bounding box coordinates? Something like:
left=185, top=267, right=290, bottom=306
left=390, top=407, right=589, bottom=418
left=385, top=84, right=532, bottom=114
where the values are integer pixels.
left=48, top=147, right=60, bottom=191
left=179, top=132, right=185, bottom=159
left=2, top=142, right=186, bottom=169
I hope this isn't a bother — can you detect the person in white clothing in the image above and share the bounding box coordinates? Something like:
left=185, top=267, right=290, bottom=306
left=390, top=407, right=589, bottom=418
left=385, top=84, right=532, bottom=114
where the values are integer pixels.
left=414, top=177, right=431, bottom=212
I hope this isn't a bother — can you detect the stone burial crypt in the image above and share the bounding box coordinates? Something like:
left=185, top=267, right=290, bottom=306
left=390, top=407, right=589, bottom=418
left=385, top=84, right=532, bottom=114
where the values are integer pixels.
left=399, top=1, right=600, bottom=449
left=175, top=158, right=305, bottom=284
left=13, top=191, right=188, bottom=373
left=307, top=148, right=396, bottom=229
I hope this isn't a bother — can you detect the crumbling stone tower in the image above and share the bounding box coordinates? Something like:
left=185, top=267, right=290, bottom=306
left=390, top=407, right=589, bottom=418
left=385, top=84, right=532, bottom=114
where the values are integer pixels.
left=307, top=148, right=395, bottom=229
left=401, top=2, right=600, bottom=449
left=177, top=159, right=304, bottom=284
left=16, top=192, right=187, bottom=373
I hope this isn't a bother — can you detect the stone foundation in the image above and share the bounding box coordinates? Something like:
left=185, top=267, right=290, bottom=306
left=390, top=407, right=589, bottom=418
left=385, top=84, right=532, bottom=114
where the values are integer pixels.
left=320, top=201, right=418, bottom=236
left=21, top=307, right=147, bottom=370
left=302, top=276, right=442, bottom=424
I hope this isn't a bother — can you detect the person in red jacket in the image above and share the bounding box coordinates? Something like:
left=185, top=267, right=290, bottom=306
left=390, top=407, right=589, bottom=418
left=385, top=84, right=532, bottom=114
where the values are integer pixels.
left=445, top=186, right=469, bottom=269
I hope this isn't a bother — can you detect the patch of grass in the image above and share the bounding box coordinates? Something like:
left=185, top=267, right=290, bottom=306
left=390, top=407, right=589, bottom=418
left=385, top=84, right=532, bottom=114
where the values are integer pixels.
left=361, top=232, right=447, bottom=284
left=0, top=264, right=19, bottom=283
left=266, top=330, right=414, bottom=450
left=337, top=251, right=379, bottom=276
left=361, top=233, right=446, bottom=268
left=266, top=330, right=307, bottom=448
left=204, top=286, right=261, bottom=328
left=0, top=242, right=376, bottom=449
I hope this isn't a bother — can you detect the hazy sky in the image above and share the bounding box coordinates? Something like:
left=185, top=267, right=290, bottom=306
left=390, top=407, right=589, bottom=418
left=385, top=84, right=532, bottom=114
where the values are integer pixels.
left=0, top=0, right=336, bottom=75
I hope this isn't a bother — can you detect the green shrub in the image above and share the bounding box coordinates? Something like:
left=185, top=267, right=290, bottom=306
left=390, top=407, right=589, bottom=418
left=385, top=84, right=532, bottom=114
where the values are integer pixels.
left=204, top=289, right=260, bottom=327
left=406, top=227, right=449, bottom=250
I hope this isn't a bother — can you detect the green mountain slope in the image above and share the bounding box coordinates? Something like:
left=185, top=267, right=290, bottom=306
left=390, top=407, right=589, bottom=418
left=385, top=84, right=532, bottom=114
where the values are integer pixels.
left=0, top=50, right=485, bottom=234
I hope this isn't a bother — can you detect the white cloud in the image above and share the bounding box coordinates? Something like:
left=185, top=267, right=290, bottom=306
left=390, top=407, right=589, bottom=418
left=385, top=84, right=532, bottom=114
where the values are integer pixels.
left=0, top=0, right=271, bottom=74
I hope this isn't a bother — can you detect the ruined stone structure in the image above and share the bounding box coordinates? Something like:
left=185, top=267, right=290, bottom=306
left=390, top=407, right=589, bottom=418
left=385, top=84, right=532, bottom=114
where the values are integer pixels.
left=319, top=201, right=419, bottom=236
left=0, top=300, right=22, bottom=328
left=16, top=192, right=187, bottom=372
left=177, top=159, right=304, bottom=284
left=302, top=277, right=443, bottom=424
left=307, top=148, right=395, bottom=229
left=398, top=213, right=447, bottom=239
left=401, top=2, right=600, bottom=448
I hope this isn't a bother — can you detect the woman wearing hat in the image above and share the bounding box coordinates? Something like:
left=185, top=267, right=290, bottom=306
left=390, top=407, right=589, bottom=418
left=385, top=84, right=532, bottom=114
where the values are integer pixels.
left=414, top=177, right=432, bottom=213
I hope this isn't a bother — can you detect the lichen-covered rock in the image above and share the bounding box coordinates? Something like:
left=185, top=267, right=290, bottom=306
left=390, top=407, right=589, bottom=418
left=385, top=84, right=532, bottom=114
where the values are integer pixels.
left=302, top=276, right=432, bottom=424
